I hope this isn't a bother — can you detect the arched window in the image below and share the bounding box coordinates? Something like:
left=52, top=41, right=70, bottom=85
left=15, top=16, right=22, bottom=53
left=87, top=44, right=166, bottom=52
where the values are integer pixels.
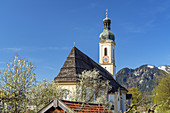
left=104, top=48, right=107, bottom=56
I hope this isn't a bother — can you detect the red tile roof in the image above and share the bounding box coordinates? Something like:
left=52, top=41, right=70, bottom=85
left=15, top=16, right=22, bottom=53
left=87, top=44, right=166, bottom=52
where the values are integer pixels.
left=38, top=99, right=113, bottom=113
left=63, top=100, right=112, bottom=113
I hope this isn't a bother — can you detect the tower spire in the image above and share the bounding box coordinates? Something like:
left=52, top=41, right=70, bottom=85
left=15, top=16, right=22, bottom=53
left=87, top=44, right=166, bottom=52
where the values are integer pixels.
left=106, top=9, right=108, bottom=17
left=99, top=9, right=115, bottom=41
left=103, top=9, right=111, bottom=30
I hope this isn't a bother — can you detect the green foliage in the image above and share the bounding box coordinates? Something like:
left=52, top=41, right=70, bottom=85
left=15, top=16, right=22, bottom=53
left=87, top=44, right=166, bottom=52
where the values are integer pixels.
left=72, top=69, right=111, bottom=106
left=153, top=75, right=170, bottom=112
left=0, top=55, right=36, bottom=113
left=128, top=87, right=142, bottom=109
left=26, top=80, right=69, bottom=112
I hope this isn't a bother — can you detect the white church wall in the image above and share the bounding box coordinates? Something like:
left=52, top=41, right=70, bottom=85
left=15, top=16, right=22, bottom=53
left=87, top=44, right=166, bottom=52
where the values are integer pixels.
left=108, top=94, right=115, bottom=103
left=108, top=94, right=115, bottom=112
left=59, top=85, right=76, bottom=101
left=103, top=65, right=111, bottom=73
left=120, top=93, right=126, bottom=113
left=99, top=44, right=102, bottom=63
left=111, top=44, right=114, bottom=61
left=122, top=94, right=126, bottom=112
left=99, top=41, right=116, bottom=76
left=117, top=91, right=121, bottom=112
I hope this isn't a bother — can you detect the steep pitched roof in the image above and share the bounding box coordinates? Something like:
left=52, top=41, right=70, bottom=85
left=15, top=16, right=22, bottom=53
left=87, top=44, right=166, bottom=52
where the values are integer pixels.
left=38, top=98, right=112, bottom=113
left=54, top=47, right=127, bottom=92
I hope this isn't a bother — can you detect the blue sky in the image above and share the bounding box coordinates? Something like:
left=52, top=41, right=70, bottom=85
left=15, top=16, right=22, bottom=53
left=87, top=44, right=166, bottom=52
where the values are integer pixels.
left=0, top=0, right=170, bottom=81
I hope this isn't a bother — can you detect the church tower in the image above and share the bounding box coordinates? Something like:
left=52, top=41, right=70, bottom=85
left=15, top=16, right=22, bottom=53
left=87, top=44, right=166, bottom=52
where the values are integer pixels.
left=99, top=10, right=116, bottom=79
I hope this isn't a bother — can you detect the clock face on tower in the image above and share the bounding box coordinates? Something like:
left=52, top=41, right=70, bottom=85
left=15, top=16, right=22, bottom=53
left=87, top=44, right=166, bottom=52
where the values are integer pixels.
left=103, top=56, right=109, bottom=63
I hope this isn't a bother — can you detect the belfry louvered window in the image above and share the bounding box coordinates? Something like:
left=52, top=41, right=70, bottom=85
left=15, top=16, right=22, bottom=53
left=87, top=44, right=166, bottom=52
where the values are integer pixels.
left=104, top=48, right=107, bottom=56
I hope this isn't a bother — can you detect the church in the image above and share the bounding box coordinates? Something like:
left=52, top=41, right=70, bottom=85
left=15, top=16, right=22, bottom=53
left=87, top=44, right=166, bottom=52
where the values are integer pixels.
left=40, top=11, right=131, bottom=113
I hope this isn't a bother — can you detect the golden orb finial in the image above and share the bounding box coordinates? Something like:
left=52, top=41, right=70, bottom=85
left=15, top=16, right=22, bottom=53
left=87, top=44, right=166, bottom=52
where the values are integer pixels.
left=106, top=9, right=108, bottom=17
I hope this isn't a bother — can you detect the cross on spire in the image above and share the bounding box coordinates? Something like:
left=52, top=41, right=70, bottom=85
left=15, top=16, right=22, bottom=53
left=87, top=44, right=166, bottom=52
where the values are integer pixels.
left=106, top=9, right=108, bottom=17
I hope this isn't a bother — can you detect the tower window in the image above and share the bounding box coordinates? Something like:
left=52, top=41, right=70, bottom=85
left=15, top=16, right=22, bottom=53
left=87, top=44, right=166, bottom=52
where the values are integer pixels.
left=104, top=48, right=107, bottom=56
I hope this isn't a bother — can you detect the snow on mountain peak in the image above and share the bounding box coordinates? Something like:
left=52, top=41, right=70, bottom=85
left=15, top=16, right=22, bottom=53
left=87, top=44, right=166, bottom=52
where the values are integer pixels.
left=158, top=65, right=170, bottom=74
left=147, top=65, right=154, bottom=69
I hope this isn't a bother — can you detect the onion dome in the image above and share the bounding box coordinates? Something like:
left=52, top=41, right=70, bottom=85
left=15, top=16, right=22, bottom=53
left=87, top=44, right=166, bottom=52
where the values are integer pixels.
left=99, top=9, right=115, bottom=41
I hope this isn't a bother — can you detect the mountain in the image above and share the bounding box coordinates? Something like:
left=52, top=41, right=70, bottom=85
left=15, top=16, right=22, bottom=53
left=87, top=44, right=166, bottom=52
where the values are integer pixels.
left=116, top=65, right=169, bottom=92
left=158, top=65, right=170, bottom=73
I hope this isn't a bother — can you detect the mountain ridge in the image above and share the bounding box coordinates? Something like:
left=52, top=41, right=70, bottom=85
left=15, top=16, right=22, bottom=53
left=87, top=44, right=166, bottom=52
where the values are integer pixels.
left=116, top=64, right=169, bottom=92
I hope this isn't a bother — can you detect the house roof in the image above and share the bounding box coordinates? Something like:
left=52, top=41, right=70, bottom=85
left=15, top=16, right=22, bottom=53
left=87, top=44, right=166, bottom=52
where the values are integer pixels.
left=54, top=47, right=127, bottom=93
left=38, top=98, right=112, bottom=113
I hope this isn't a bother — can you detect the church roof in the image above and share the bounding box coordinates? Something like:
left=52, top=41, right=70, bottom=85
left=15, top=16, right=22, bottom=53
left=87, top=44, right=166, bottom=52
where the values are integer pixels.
left=54, top=47, right=127, bottom=93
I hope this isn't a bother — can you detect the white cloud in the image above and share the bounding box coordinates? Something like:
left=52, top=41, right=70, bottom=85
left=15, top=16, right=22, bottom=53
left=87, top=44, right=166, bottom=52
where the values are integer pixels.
left=27, top=57, right=43, bottom=63
left=0, top=61, right=5, bottom=64
left=168, top=55, right=170, bottom=60
left=72, top=27, right=81, bottom=31
left=24, top=46, right=70, bottom=52
left=43, top=66, right=57, bottom=71
left=0, top=67, right=5, bottom=70
left=0, top=48, right=21, bottom=52
left=46, top=47, right=70, bottom=50
left=0, top=46, right=70, bottom=52
left=89, top=2, right=97, bottom=9
left=121, top=20, right=155, bottom=33
left=38, top=46, right=70, bottom=51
